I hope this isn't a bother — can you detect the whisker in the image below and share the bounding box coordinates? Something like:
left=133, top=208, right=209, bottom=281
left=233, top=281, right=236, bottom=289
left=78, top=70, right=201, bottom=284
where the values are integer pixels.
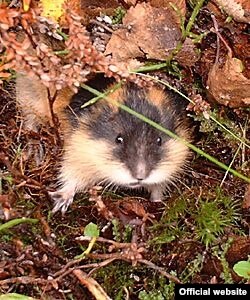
left=174, top=177, right=190, bottom=191
left=102, top=180, right=113, bottom=194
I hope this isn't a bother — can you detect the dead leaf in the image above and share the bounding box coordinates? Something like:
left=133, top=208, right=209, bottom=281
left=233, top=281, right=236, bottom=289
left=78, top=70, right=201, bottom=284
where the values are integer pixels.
left=105, top=2, right=182, bottom=62
left=113, top=198, right=155, bottom=226
left=225, top=236, right=250, bottom=263
left=123, top=0, right=138, bottom=6
left=206, top=54, right=250, bottom=107
left=118, top=198, right=147, bottom=218
left=214, top=0, right=250, bottom=23
left=150, top=0, right=186, bottom=22
left=242, top=184, right=250, bottom=209
left=40, top=0, right=66, bottom=21
left=175, top=37, right=200, bottom=67
left=80, top=0, right=121, bottom=23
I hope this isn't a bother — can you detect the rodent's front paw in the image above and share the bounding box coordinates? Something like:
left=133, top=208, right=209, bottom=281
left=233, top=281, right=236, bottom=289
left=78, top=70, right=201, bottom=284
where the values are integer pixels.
left=149, top=186, right=164, bottom=202
left=49, top=190, right=74, bottom=214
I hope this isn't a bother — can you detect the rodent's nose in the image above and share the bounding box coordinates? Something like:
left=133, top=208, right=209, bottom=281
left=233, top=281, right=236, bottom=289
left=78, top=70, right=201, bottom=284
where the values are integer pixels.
left=135, top=161, right=147, bottom=181
left=137, top=177, right=144, bottom=181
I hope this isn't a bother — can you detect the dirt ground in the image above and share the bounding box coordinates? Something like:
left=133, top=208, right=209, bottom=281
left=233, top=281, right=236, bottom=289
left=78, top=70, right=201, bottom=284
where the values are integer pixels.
left=0, top=1, right=250, bottom=299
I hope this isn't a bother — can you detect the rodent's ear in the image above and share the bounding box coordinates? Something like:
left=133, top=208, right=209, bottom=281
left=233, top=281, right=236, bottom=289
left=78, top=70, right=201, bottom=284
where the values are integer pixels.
left=103, top=84, right=125, bottom=112
left=54, top=88, right=75, bottom=115
left=147, top=86, right=169, bottom=108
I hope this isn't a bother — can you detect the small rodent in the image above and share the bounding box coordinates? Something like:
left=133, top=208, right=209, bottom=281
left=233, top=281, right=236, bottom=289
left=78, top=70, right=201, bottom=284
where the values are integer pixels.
left=49, top=76, right=191, bottom=213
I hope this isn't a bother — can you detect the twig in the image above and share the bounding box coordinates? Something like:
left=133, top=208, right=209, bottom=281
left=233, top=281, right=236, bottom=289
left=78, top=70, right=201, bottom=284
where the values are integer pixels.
left=73, top=269, right=112, bottom=300
left=89, top=20, right=114, bottom=34
left=211, top=15, right=220, bottom=64
left=47, top=88, right=62, bottom=146
left=77, top=235, right=138, bottom=249
left=139, top=259, right=182, bottom=284
left=0, top=276, right=51, bottom=285
left=53, top=257, right=118, bottom=282
left=211, top=14, right=232, bottom=60
left=0, top=152, right=44, bottom=189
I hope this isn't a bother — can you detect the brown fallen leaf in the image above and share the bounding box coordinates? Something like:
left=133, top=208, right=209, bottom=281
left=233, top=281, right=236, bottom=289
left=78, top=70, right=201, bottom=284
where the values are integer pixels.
left=206, top=54, right=250, bottom=107
left=175, top=37, right=200, bottom=67
left=225, top=236, right=250, bottom=263
left=214, top=0, right=250, bottom=23
left=123, top=0, right=138, bottom=6
left=242, top=184, right=250, bottom=209
left=150, top=0, right=186, bottom=22
left=80, top=0, right=121, bottom=23
left=105, top=2, right=182, bottom=62
left=115, top=197, right=155, bottom=224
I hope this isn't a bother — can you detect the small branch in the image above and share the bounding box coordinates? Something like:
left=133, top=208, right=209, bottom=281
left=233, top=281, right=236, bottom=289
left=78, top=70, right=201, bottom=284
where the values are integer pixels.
left=46, top=88, right=62, bottom=146
left=53, top=258, right=118, bottom=282
left=0, top=276, right=51, bottom=286
left=0, top=152, right=44, bottom=189
left=89, top=20, right=114, bottom=34
left=211, top=14, right=232, bottom=61
left=139, top=259, right=182, bottom=284
left=73, top=269, right=112, bottom=300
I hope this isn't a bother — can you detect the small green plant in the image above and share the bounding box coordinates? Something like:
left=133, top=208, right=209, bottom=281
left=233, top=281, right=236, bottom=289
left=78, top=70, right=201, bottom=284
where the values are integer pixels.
left=123, top=224, right=133, bottom=242
left=192, top=108, right=249, bottom=148
left=1, top=174, right=13, bottom=186
left=181, top=253, right=205, bottom=282
left=194, top=190, right=240, bottom=247
left=138, top=276, right=175, bottom=300
left=0, top=294, right=35, bottom=300
left=233, top=260, right=250, bottom=279
left=112, top=219, right=133, bottom=242
left=84, top=222, right=100, bottom=237
left=150, top=187, right=241, bottom=248
left=139, top=290, right=165, bottom=300
left=0, top=218, right=39, bottom=234
left=112, top=218, right=121, bottom=242
left=75, top=222, right=100, bottom=259
left=0, top=233, right=12, bottom=242
left=212, top=238, right=234, bottom=283
left=149, top=196, right=188, bottom=245
left=95, top=262, right=134, bottom=298
left=112, top=6, right=126, bottom=24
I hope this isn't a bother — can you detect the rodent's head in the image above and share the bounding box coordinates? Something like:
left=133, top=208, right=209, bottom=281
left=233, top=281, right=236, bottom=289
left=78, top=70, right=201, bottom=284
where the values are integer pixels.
left=68, top=84, right=190, bottom=189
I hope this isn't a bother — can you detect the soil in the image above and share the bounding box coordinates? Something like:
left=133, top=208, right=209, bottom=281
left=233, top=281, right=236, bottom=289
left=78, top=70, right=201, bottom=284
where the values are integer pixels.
left=0, top=1, right=250, bottom=299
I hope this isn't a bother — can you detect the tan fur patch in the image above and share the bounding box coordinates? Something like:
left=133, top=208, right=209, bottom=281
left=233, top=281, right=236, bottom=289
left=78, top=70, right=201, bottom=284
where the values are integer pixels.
left=147, top=138, right=190, bottom=186
left=54, top=88, right=75, bottom=133
left=54, top=88, right=74, bottom=116
left=16, top=73, right=73, bottom=132
left=61, top=130, right=120, bottom=191
left=147, top=86, right=169, bottom=107
left=16, top=73, right=53, bottom=130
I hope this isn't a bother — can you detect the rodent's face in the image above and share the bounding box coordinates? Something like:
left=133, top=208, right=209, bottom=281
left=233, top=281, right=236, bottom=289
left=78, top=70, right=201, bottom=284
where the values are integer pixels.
left=80, top=85, right=189, bottom=189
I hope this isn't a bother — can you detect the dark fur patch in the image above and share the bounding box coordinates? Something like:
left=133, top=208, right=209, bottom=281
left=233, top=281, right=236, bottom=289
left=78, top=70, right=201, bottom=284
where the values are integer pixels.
left=66, top=74, right=115, bottom=127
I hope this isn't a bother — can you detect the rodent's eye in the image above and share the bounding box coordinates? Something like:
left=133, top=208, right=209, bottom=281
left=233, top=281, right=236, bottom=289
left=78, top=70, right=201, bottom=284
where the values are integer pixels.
left=156, top=137, right=162, bottom=146
left=115, top=135, right=124, bottom=144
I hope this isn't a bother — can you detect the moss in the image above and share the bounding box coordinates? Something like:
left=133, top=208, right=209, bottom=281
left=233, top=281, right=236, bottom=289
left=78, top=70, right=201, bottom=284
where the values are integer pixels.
left=150, top=187, right=241, bottom=248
